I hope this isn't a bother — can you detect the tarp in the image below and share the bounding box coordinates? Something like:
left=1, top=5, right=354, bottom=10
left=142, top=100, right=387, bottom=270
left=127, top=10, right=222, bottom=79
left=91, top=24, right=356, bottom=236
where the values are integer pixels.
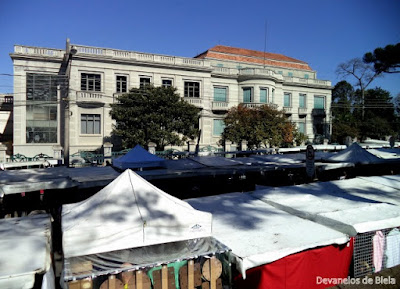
left=186, top=193, right=349, bottom=278
left=62, top=169, right=212, bottom=258
left=0, top=214, right=54, bottom=289
left=163, top=158, right=206, bottom=170
left=323, top=143, right=385, bottom=164
left=63, top=237, right=230, bottom=281
left=234, top=239, right=353, bottom=289
left=0, top=166, right=76, bottom=196
left=251, top=177, right=400, bottom=235
left=190, top=156, right=242, bottom=167
left=367, top=148, right=400, bottom=159
left=311, top=175, right=400, bottom=206
left=112, top=145, right=166, bottom=170
left=67, top=166, right=120, bottom=188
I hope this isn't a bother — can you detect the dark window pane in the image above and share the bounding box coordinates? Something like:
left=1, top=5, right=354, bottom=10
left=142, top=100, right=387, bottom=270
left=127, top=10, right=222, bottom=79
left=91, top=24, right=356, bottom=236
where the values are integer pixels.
left=81, top=73, right=101, bottom=91
left=184, top=82, right=200, bottom=97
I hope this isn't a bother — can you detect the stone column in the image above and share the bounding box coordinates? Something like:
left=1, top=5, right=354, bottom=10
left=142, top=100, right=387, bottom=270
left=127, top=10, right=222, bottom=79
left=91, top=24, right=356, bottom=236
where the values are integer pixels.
left=225, top=140, right=237, bottom=158
left=148, top=142, right=157, bottom=154
left=0, top=144, right=7, bottom=163
left=224, top=140, right=232, bottom=153
left=52, top=145, right=63, bottom=165
left=241, top=140, right=248, bottom=151
left=345, top=136, right=352, bottom=147
left=188, top=140, right=196, bottom=153
left=103, top=142, right=113, bottom=165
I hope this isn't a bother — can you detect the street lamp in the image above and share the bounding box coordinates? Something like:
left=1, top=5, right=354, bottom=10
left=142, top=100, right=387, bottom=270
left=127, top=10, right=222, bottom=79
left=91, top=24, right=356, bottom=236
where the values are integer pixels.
left=64, top=43, right=77, bottom=167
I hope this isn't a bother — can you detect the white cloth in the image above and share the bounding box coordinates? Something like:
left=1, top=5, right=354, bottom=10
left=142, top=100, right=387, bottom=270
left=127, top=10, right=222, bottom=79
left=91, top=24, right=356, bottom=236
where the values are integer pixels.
left=385, top=228, right=400, bottom=268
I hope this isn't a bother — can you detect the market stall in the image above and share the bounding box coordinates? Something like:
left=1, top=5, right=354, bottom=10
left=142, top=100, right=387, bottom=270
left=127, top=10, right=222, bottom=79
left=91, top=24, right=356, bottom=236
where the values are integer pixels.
left=186, top=193, right=352, bottom=289
left=62, top=169, right=231, bottom=289
left=0, top=214, right=54, bottom=289
left=252, top=175, right=400, bottom=277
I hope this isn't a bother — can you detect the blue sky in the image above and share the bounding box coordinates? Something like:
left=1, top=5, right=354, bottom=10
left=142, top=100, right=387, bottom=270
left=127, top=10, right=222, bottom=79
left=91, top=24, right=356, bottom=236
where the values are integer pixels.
left=0, top=0, right=399, bottom=96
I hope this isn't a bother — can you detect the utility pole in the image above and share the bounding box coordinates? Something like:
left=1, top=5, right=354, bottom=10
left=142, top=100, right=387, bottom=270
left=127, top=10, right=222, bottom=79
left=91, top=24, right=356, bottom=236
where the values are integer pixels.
left=61, top=39, right=77, bottom=167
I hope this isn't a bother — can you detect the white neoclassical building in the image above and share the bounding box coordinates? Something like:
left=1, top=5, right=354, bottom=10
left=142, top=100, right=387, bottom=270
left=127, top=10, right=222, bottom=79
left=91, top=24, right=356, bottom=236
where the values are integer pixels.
left=11, top=40, right=332, bottom=162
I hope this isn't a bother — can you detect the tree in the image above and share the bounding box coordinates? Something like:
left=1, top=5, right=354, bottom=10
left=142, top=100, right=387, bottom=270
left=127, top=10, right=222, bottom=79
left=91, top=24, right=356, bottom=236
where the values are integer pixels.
left=336, top=58, right=380, bottom=120
left=221, top=104, right=299, bottom=149
left=110, top=85, right=200, bottom=150
left=331, top=81, right=359, bottom=143
left=331, top=80, right=356, bottom=118
left=394, top=93, right=400, bottom=115
left=355, top=87, right=398, bottom=139
left=363, top=43, right=400, bottom=74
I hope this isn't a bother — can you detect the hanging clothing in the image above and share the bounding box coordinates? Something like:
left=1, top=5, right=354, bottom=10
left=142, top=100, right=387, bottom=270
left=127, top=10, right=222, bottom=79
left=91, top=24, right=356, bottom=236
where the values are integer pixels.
left=373, top=230, right=385, bottom=272
left=385, top=228, right=400, bottom=268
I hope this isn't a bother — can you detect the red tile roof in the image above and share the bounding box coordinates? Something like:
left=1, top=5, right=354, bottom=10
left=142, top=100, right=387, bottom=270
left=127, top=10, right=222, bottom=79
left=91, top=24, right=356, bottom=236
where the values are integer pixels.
left=195, top=45, right=313, bottom=71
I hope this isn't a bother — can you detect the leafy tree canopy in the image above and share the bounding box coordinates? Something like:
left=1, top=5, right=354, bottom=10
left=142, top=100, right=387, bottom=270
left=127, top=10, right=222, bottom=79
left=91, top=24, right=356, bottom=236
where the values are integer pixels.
left=363, top=43, right=400, bottom=74
left=331, top=83, right=399, bottom=143
left=221, top=104, right=304, bottom=149
left=331, top=81, right=355, bottom=119
left=331, top=81, right=358, bottom=143
left=110, top=85, right=200, bottom=150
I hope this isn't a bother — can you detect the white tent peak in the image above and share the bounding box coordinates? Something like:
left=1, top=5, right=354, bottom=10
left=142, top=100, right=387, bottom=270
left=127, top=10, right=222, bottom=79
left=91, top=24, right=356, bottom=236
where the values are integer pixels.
left=325, top=142, right=384, bottom=164
left=62, top=169, right=212, bottom=258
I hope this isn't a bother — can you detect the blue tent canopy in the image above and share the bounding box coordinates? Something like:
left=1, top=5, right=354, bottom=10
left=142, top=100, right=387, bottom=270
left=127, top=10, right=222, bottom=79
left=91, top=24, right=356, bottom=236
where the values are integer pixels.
left=112, top=145, right=166, bottom=170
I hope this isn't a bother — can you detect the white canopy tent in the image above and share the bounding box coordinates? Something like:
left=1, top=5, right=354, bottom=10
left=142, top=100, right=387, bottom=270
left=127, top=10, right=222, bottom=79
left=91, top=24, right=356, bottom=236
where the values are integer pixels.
left=251, top=177, right=400, bottom=235
left=186, top=192, right=349, bottom=278
left=62, top=169, right=212, bottom=258
left=0, top=214, right=54, bottom=289
left=323, top=142, right=386, bottom=164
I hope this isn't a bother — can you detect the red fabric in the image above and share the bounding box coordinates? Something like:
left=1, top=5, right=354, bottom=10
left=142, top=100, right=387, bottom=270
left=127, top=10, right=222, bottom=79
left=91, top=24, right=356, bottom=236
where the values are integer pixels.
left=234, top=238, right=354, bottom=289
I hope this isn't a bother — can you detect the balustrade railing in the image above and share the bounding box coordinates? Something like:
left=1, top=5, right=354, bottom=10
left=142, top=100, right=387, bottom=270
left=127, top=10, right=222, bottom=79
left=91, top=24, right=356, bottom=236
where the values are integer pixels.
left=212, top=101, right=229, bottom=110
left=76, top=91, right=104, bottom=101
left=283, top=76, right=331, bottom=86
left=298, top=107, right=308, bottom=115
left=74, top=45, right=211, bottom=68
left=184, top=97, right=203, bottom=107
left=14, top=45, right=64, bottom=58
left=242, top=102, right=277, bottom=109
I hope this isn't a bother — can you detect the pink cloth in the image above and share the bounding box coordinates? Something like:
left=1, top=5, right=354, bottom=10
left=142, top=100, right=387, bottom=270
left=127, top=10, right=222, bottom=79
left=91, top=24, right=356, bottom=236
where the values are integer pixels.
left=373, top=230, right=385, bottom=272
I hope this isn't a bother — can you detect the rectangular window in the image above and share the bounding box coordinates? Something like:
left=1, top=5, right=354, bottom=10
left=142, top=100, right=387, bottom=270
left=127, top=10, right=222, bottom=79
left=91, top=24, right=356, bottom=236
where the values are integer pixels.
left=314, top=96, right=325, bottom=109
left=260, top=88, right=268, bottom=103
left=298, top=122, right=305, bottom=134
left=304, top=74, right=309, bottom=79
left=214, top=87, right=227, bottom=102
left=184, top=81, right=200, bottom=98
left=162, top=79, right=173, bottom=88
left=299, top=94, right=306, bottom=108
left=284, top=93, right=291, bottom=107
left=81, top=114, right=101, bottom=134
left=213, top=119, right=225, bottom=136
left=116, top=75, right=127, bottom=93
left=288, top=72, right=293, bottom=77
left=26, top=73, right=58, bottom=143
left=81, top=73, right=101, bottom=91
left=243, top=87, right=253, bottom=103
left=140, top=77, right=151, bottom=89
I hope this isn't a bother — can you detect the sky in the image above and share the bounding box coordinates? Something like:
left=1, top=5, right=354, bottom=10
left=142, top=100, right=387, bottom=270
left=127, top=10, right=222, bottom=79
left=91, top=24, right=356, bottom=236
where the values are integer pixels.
left=0, top=0, right=399, bottom=96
